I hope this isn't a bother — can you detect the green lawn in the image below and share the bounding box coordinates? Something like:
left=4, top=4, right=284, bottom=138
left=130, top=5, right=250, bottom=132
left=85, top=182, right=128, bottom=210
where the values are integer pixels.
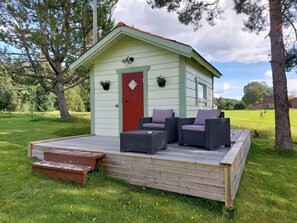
left=0, top=110, right=296, bottom=223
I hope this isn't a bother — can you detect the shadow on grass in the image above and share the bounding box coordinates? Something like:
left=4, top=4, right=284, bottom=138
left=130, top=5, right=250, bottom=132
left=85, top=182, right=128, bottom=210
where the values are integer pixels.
left=52, top=124, right=90, bottom=137
left=252, top=129, right=272, bottom=139
left=30, top=115, right=91, bottom=137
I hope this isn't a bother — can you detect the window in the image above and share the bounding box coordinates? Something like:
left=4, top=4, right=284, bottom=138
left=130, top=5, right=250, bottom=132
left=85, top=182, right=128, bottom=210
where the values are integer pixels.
left=196, top=82, right=207, bottom=106
left=198, top=83, right=206, bottom=99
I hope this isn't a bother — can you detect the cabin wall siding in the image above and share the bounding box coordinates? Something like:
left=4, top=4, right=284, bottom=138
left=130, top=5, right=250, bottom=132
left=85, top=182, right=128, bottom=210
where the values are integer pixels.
left=185, top=59, right=213, bottom=117
left=92, top=36, right=180, bottom=136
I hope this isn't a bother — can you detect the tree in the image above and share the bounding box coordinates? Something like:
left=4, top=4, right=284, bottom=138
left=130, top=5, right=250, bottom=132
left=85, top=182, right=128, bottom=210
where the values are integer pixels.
left=0, top=70, right=30, bottom=112
left=148, top=0, right=296, bottom=151
left=234, top=101, right=247, bottom=110
left=0, top=90, right=14, bottom=111
left=242, top=81, right=273, bottom=106
left=65, top=87, right=86, bottom=112
left=35, top=90, right=56, bottom=112
left=224, top=101, right=235, bottom=110
left=79, top=79, right=91, bottom=112
left=0, top=0, right=118, bottom=119
left=215, top=97, right=226, bottom=109
left=215, top=97, right=240, bottom=110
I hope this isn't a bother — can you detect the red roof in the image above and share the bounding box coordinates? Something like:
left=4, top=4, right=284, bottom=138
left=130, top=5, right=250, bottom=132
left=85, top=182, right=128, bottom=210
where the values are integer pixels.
left=116, top=22, right=191, bottom=48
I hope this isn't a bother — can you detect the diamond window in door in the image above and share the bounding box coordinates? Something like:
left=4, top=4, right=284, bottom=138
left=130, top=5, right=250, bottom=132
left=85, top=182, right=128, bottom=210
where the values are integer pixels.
left=128, top=79, right=137, bottom=90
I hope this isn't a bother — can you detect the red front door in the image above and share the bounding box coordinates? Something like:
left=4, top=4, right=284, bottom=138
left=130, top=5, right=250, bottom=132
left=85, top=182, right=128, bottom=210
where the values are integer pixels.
left=122, top=72, right=144, bottom=132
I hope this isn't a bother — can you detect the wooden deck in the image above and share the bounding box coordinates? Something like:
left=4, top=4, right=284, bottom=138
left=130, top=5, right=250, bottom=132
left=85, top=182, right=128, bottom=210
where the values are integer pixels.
left=28, top=129, right=251, bottom=208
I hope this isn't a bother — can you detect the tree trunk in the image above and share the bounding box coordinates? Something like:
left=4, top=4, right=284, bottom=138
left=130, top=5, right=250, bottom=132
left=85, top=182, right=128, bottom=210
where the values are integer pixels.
left=268, top=0, right=292, bottom=150
left=55, top=82, right=72, bottom=119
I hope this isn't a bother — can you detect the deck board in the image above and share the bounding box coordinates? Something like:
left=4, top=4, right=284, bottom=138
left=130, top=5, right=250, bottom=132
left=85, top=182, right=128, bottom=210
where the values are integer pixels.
left=32, top=132, right=235, bottom=165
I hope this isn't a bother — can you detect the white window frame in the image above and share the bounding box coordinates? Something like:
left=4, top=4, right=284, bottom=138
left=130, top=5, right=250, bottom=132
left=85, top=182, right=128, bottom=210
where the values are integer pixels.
left=196, top=79, right=207, bottom=106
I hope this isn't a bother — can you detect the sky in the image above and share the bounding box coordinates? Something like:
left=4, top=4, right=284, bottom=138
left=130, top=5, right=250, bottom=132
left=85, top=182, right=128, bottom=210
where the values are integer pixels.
left=113, top=0, right=297, bottom=100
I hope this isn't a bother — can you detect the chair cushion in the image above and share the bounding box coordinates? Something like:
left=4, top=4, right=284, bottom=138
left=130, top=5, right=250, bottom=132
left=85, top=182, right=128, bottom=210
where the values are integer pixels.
left=143, top=123, right=165, bottom=129
left=194, top=109, right=221, bottom=125
left=152, top=109, right=173, bottom=123
left=182, top=125, right=205, bottom=131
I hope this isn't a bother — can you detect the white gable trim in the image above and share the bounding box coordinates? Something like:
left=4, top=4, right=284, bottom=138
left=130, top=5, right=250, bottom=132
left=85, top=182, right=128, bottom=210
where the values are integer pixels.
left=70, top=24, right=222, bottom=78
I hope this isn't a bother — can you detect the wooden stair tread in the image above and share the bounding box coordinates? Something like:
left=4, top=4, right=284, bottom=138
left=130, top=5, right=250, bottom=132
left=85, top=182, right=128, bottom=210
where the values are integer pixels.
left=32, top=161, right=93, bottom=173
left=32, top=150, right=105, bottom=184
left=44, top=149, right=105, bottom=159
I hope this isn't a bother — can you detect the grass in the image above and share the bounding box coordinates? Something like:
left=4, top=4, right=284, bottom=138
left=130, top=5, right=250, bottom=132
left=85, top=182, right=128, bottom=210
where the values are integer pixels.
left=0, top=110, right=297, bottom=223
left=227, top=109, right=297, bottom=142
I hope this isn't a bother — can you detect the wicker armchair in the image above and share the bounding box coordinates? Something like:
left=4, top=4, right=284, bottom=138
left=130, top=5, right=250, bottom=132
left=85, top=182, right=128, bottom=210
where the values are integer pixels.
left=178, top=109, right=230, bottom=150
left=139, top=109, right=178, bottom=143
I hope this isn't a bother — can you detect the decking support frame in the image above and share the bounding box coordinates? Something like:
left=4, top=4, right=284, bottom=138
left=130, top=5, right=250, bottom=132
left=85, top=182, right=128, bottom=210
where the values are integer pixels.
left=28, top=129, right=251, bottom=208
left=220, top=129, right=251, bottom=208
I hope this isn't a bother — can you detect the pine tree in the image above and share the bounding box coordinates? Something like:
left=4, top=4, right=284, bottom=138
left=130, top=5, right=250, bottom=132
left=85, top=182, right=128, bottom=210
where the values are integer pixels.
left=148, top=0, right=296, bottom=150
left=0, top=0, right=118, bottom=118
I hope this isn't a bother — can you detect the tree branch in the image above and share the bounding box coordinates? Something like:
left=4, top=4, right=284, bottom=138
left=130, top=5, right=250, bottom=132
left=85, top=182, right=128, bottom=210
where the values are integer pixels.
left=12, top=72, right=57, bottom=81
left=38, top=79, right=55, bottom=93
left=64, top=77, right=88, bottom=91
left=283, top=13, right=297, bottom=41
left=62, top=72, right=79, bottom=85
left=203, top=0, right=220, bottom=7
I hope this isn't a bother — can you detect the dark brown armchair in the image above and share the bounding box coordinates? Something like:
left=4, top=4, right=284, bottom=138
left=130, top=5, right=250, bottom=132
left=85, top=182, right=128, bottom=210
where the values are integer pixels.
left=178, top=109, right=230, bottom=150
left=139, top=109, right=178, bottom=143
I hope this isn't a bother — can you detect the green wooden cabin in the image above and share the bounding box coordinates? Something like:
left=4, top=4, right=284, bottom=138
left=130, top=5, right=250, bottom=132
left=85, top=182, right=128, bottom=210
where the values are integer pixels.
left=70, top=22, right=222, bottom=136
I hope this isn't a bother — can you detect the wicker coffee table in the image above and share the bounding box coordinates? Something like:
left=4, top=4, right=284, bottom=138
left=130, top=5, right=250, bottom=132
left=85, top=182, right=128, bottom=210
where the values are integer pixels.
left=120, top=130, right=167, bottom=155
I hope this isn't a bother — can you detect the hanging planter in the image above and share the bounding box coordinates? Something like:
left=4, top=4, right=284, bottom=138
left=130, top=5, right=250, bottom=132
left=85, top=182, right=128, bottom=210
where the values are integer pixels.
left=100, top=80, right=110, bottom=90
left=156, top=75, right=166, bottom=87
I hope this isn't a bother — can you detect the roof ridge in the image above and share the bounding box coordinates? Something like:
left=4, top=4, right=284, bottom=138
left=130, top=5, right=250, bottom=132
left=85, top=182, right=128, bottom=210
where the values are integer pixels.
left=115, top=22, right=191, bottom=48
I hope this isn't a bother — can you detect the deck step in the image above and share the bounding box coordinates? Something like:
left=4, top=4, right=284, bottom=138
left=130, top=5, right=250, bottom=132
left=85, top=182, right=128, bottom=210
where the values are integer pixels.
left=44, top=149, right=105, bottom=168
left=32, top=150, right=105, bottom=184
left=32, top=161, right=93, bottom=184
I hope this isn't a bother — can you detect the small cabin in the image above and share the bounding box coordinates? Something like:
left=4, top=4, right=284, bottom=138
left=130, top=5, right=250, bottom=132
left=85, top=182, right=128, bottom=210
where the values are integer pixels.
left=289, top=98, right=297, bottom=109
left=251, top=96, right=274, bottom=109
left=70, top=22, right=222, bottom=136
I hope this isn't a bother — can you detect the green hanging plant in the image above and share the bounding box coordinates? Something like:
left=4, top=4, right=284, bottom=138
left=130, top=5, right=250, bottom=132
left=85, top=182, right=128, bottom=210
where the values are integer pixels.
left=100, top=80, right=110, bottom=90
left=156, top=75, right=166, bottom=87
